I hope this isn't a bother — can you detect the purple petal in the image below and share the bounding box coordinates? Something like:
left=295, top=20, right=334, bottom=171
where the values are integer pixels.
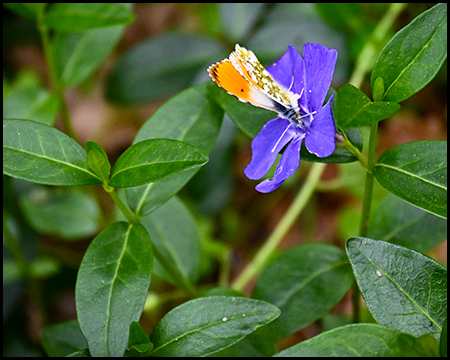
left=304, top=94, right=335, bottom=158
left=255, top=177, right=284, bottom=193
left=255, top=134, right=304, bottom=193
left=244, top=118, right=295, bottom=180
left=303, top=43, right=337, bottom=113
left=266, top=46, right=305, bottom=95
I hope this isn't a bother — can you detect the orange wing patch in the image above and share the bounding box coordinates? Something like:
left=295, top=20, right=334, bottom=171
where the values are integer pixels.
left=208, top=60, right=254, bottom=103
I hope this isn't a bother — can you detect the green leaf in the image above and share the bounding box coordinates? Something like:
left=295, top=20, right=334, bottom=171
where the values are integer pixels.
left=109, top=139, right=208, bottom=188
left=3, top=3, right=45, bottom=19
left=125, top=83, right=223, bottom=216
left=3, top=119, right=101, bottom=186
left=126, top=321, right=153, bottom=357
left=333, top=84, right=400, bottom=129
left=374, top=140, right=447, bottom=219
left=275, top=324, right=431, bottom=357
left=212, top=325, right=277, bottom=357
left=371, top=3, right=447, bottom=102
left=43, top=3, right=134, bottom=32
left=202, top=286, right=246, bottom=298
left=149, top=296, right=280, bottom=357
left=372, top=76, right=385, bottom=101
left=107, top=32, right=224, bottom=103
left=75, top=222, right=153, bottom=357
left=66, top=349, right=90, bottom=357
left=368, top=194, right=447, bottom=253
left=19, top=186, right=101, bottom=240
left=52, top=25, right=127, bottom=87
left=346, top=237, right=447, bottom=340
left=85, top=141, right=111, bottom=184
left=3, top=71, right=59, bottom=126
left=303, top=127, right=364, bottom=163
left=141, top=196, right=201, bottom=285
left=252, top=244, right=353, bottom=340
left=40, top=320, right=87, bottom=357
left=396, top=333, right=440, bottom=357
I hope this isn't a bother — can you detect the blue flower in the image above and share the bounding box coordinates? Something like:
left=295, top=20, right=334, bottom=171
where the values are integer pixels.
left=244, top=43, right=338, bottom=193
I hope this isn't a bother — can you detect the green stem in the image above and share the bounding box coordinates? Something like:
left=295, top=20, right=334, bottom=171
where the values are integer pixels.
left=106, top=186, right=138, bottom=224
left=348, top=3, right=406, bottom=324
left=340, top=131, right=368, bottom=170
left=349, top=3, right=407, bottom=87
left=218, top=249, right=232, bottom=287
left=37, top=6, right=77, bottom=142
left=351, top=121, right=378, bottom=324
left=232, top=162, right=326, bottom=292
left=3, top=219, right=46, bottom=325
left=359, top=122, right=378, bottom=237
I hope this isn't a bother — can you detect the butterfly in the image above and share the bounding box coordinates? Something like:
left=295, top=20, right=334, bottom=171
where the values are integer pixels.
left=208, top=44, right=306, bottom=128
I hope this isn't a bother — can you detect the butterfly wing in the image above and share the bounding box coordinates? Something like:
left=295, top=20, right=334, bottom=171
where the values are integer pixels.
left=208, top=59, right=279, bottom=112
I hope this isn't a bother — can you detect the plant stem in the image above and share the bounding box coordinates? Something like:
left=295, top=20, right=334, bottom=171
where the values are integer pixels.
left=232, top=162, right=326, bottom=292
left=340, top=131, right=368, bottom=170
left=106, top=187, right=138, bottom=224
left=37, top=6, right=78, bottom=142
left=349, top=3, right=406, bottom=324
left=359, top=122, right=378, bottom=237
left=3, top=219, right=47, bottom=325
left=349, top=3, right=407, bottom=87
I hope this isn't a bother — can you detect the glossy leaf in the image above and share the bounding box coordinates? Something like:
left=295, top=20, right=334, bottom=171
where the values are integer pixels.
left=75, top=222, right=153, bottom=357
left=43, top=3, right=134, bottom=32
left=275, top=324, right=436, bottom=357
left=371, top=3, right=447, bottom=102
left=368, top=194, right=447, bottom=253
left=333, top=83, right=400, bottom=129
left=346, top=237, right=447, bottom=340
left=86, top=141, right=111, bottom=184
left=3, top=119, right=101, bottom=186
left=107, top=32, right=223, bottom=103
left=252, top=244, right=353, bottom=340
left=374, top=140, right=447, bottom=219
left=109, top=139, right=208, bottom=188
left=141, top=196, right=201, bottom=285
left=125, top=83, right=223, bottom=216
left=149, top=296, right=280, bottom=357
